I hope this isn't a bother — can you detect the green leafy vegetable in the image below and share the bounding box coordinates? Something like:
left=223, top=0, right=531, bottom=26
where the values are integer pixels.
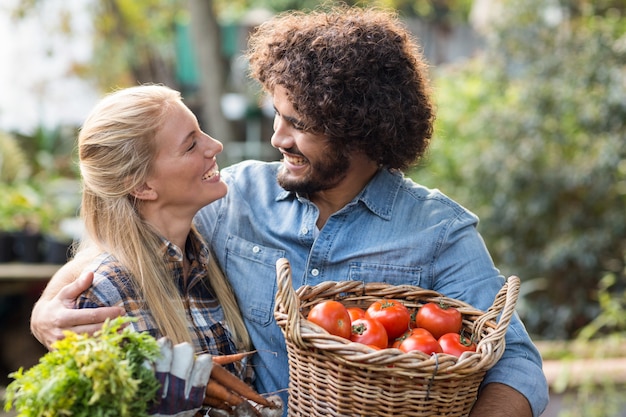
left=4, top=316, right=161, bottom=417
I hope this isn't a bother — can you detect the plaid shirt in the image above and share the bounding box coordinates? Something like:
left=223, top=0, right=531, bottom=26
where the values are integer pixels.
left=76, top=230, right=250, bottom=379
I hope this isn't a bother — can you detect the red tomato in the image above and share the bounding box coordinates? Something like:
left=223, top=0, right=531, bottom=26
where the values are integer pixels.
left=307, top=300, right=352, bottom=339
left=398, top=328, right=442, bottom=355
left=415, top=301, right=463, bottom=340
left=347, top=307, right=366, bottom=322
left=390, top=329, right=412, bottom=348
left=365, top=299, right=411, bottom=340
left=438, top=332, right=477, bottom=357
left=350, top=317, right=388, bottom=349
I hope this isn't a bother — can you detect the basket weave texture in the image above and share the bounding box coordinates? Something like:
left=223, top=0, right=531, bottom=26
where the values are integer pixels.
left=274, top=258, right=521, bottom=417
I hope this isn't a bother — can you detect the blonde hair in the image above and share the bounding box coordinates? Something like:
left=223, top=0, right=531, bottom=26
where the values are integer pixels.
left=77, top=84, right=250, bottom=349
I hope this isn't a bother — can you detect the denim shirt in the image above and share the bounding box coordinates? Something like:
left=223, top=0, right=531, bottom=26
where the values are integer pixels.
left=195, top=160, right=549, bottom=417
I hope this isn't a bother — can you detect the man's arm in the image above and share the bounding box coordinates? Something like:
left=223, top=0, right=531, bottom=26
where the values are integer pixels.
left=469, top=383, right=533, bottom=417
left=30, top=260, right=125, bottom=349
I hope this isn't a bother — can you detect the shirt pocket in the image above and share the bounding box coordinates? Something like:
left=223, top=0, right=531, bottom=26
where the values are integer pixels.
left=224, top=234, right=286, bottom=326
left=348, top=262, right=423, bottom=287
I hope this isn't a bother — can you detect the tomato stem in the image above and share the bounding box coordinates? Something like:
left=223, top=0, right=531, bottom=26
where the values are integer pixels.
left=460, top=329, right=476, bottom=346
left=352, top=323, right=367, bottom=335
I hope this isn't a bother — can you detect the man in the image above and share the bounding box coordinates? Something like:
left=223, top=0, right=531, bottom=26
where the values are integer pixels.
left=31, top=6, right=548, bottom=417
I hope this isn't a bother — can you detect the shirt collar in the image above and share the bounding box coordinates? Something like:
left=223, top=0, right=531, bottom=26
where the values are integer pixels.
left=160, top=229, right=210, bottom=265
left=357, top=168, right=402, bottom=220
left=275, top=168, right=402, bottom=220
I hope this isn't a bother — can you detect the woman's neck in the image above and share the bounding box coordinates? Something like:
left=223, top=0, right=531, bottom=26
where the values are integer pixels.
left=140, top=204, right=194, bottom=250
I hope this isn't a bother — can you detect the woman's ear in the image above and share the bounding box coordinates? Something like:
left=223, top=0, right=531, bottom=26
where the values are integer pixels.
left=130, top=183, right=158, bottom=201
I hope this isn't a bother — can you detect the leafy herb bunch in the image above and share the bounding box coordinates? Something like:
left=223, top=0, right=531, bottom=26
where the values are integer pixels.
left=4, top=316, right=161, bottom=417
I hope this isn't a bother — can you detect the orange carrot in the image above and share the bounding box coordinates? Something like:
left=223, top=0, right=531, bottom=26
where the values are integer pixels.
left=205, top=379, right=245, bottom=407
left=202, top=395, right=231, bottom=411
left=212, top=351, right=257, bottom=365
left=210, top=364, right=273, bottom=408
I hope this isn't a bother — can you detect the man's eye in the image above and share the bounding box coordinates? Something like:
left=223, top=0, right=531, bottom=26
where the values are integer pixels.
left=288, top=118, right=306, bottom=131
left=187, top=140, right=197, bottom=152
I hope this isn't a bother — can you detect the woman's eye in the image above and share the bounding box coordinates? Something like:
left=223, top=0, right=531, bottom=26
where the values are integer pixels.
left=187, top=140, right=197, bottom=152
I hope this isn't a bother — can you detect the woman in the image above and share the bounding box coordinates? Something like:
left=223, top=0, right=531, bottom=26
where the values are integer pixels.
left=74, top=84, right=252, bottom=413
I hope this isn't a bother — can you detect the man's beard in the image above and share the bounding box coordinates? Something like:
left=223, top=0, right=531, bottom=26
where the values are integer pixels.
left=277, top=146, right=350, bottom=195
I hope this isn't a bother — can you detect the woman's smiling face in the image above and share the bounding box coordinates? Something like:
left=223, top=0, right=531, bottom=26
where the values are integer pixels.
left=146, top=100, right=227, bottom=214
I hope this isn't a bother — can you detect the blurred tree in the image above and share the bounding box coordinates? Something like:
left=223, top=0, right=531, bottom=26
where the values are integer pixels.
left=215, top=0, right=472, bottom=21
left=413, top=0, right=626, bottom=339
left=11, top=0, right=474, bottom=153
left=86, top=0, right=183, bottom=89
left=12, top=0, right=183, bottom=91
left=11, top=0, right=235, bottom=143
left=188, top=0, right=233, bottom=143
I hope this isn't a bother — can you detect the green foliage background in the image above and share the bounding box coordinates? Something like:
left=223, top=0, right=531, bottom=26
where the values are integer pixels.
left=411, top=0, right=626, bottom=339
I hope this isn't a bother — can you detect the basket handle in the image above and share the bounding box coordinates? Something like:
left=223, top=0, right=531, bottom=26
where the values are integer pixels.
left=275, top=258, right=306, bottom=348
left=473, top=275, right=521, bottom=351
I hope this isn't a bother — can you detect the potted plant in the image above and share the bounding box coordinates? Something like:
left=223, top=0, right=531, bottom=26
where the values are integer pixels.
left=7, top=183, right=46, bottom=263
left=38, top=178, right=82, bottom=264
left=0, top=131, right=30, bottom=262
left=0, top=185, right=18, bottom=262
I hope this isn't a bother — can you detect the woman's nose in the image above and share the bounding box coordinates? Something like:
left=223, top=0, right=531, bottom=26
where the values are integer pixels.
left=204, top=133, right=223, bottom=156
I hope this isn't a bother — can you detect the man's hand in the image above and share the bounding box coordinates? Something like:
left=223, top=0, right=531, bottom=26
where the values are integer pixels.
left=469, top=383, right=533, bottom=417
left=256, top=395, right=284, bottom=417
left=149, top=338, right=213, bottom=417
left=30, top=269, right=125, bottom=349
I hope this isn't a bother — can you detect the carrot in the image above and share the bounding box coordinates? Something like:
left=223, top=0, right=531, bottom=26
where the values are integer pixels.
left=205, top=379, right=245, bottom=407
left=212, top=350, right=257, bottom=365
left=202, top=395, right=232, bottom=410
left=210, top=364, right=274, bottom=408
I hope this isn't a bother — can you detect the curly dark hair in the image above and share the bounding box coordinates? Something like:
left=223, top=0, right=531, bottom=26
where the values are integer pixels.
left=246, top=5, right=435, bottom=170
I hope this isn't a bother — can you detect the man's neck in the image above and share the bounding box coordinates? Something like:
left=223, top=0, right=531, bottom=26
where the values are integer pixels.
left=311, top=156, right=379, bottom=229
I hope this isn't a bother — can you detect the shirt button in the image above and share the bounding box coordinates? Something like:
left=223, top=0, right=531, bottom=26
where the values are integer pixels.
left=300, top=227, right=308, bottom=235
left=311, top=268, right=319, bottom=276
left=252, top=246, right=260, bottom=253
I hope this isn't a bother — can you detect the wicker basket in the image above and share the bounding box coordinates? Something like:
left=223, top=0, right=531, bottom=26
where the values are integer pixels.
left=273, top=258, right=520, bottom=417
